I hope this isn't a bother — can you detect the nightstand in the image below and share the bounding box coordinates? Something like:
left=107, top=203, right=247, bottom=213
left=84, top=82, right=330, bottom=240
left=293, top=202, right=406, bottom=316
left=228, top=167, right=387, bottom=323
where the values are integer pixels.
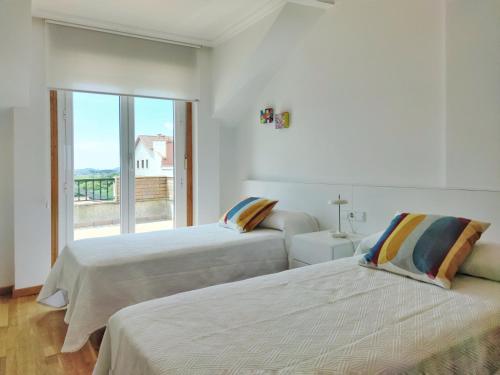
left=289, top=231, right=363, bottom=268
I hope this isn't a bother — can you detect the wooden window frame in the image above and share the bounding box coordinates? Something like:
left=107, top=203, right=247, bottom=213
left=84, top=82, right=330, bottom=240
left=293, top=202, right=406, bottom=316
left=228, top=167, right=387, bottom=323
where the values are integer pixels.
left=50, top=90, right=59, bottom=266
left=186, top=102, right=193, bottom=226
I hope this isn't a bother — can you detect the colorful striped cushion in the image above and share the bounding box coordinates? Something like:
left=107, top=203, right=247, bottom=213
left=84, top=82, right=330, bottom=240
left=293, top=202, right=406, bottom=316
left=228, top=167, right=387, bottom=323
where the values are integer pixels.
left=220, top=197, right=278, bottom=233
left=359, top=213, right=490, bottom=288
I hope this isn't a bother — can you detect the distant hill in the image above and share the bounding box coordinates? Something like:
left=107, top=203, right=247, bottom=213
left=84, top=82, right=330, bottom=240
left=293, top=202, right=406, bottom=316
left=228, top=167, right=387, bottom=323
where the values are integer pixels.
left=75, top=168, right=120, bottom=177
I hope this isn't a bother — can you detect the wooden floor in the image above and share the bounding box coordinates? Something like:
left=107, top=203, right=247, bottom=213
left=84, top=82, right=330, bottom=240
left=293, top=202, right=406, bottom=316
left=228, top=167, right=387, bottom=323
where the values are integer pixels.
left=0, top=295, right=97, bottom=375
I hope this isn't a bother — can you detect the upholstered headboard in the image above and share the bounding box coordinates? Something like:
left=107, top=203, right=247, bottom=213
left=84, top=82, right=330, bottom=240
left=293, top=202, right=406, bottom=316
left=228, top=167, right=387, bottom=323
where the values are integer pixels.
left=243, top=180, right=500, bottom=242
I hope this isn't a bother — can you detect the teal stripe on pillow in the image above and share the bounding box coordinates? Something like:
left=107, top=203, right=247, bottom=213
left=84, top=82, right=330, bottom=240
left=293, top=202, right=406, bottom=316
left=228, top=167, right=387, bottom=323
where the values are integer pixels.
left=225, top=197, right=259, bottom=222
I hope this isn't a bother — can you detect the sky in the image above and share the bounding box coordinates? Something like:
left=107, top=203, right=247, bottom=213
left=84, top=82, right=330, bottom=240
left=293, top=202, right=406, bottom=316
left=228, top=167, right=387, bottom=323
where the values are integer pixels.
left=73, top=92, right=174, bottom=170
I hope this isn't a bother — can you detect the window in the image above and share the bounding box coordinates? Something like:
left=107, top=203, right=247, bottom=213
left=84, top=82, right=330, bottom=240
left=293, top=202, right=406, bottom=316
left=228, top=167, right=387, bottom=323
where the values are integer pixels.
left=59, top=91, right=187, bottom=241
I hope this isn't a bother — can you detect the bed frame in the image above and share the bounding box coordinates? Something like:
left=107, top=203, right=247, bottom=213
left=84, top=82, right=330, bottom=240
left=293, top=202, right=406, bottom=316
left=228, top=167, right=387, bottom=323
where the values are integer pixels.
left=243, top=180, right=500, bottom=242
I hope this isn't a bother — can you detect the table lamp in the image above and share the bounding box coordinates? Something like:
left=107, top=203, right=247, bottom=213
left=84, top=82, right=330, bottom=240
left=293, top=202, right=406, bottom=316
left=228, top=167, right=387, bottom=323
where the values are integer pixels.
left=328, top=195, right=349, bottom=238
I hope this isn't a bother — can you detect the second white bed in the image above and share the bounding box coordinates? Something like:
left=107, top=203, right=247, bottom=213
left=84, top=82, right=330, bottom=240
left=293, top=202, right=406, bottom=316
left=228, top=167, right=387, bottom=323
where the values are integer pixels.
left=38, top=211, right=317, bottom=352
left=93, top=256, right=500, bottom=375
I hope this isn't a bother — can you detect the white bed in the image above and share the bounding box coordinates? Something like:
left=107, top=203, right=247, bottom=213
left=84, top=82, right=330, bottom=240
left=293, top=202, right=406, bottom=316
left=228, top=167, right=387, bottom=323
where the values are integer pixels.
left=38, top=212, right=318, bottom=352
left=93, top=256, right=500, bottom=375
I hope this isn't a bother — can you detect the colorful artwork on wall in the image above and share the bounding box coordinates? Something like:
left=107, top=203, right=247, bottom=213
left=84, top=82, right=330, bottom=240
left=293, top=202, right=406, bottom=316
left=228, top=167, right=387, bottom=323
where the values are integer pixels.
left=260, top=107, right=274, bottom=124
left=275, top=112, right=290, bottom=129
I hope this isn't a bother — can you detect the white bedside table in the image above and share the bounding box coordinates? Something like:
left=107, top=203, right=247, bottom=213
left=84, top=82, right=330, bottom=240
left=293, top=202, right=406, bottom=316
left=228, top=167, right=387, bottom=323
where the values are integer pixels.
left=289, top=231, right=363, bottom=268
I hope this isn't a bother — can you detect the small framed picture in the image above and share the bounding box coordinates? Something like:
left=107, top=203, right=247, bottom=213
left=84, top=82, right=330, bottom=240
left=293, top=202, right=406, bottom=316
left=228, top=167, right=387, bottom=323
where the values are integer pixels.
left=275, top=112, right=290, bottom=129
left=260, top=107, right=274, bottom=124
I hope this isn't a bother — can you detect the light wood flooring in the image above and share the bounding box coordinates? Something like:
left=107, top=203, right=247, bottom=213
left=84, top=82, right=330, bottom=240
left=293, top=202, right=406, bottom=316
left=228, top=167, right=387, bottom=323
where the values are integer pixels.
left=0, top=295, right=97, bottom=375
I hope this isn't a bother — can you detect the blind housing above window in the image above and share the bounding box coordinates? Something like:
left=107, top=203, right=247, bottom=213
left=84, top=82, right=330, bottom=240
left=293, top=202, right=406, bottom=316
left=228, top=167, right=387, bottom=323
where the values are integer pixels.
left=46, top=23, right=199, bottom=100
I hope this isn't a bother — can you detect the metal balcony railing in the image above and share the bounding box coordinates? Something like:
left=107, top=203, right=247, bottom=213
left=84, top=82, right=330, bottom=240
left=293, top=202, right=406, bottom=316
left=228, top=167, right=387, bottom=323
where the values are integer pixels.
left=74, top=178, right=115, bottom=201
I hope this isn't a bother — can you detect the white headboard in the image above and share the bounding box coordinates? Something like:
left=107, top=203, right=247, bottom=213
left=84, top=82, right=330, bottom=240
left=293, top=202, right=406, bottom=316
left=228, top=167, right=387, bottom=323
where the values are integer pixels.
left=243, top=180, right=500, bottom=242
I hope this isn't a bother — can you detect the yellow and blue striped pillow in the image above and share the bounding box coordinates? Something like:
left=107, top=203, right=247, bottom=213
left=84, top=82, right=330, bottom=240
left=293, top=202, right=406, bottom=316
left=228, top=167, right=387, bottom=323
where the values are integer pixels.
left=220, top=197, right=278, bottom=233
left=359, top=213, right=490, bottom=288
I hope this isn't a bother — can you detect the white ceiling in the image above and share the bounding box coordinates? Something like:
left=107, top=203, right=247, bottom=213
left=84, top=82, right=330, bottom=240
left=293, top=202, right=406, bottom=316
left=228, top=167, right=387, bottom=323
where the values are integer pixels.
left=32, top=0, right=289, bottom=47
left=32, top=0, right=333, bottom=47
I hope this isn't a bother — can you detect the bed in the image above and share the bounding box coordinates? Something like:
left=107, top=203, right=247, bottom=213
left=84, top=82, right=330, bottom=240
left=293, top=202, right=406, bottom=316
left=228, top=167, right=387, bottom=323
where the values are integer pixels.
left=38, top=211, right=318, bottom=352
left=93, top=255, right=500, bottom=375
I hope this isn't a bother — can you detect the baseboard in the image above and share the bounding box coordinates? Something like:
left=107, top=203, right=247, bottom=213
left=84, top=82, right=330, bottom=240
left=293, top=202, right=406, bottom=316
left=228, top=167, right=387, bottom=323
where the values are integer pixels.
left=0, top=285, right=13, bottom=296
left=12, top=285, right=42, bottom=298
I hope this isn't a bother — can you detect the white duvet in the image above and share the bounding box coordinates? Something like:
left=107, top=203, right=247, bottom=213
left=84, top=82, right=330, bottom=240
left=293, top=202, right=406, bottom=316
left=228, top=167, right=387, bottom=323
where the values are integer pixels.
left=94, top=256, right=500, bottom=375
left=38, top=224, right=295, bottom=352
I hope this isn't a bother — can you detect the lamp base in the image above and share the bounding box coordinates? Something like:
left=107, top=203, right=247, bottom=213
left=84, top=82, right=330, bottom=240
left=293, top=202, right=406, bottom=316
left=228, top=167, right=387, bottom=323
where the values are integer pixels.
left=331, top=231, right=348, bottom=239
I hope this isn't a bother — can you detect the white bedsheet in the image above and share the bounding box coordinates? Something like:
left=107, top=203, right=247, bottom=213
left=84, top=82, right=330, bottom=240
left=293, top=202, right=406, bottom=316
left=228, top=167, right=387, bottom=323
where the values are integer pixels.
left=94, top=256, right=500, bottom=375
left=38, top=224, right=291, bottom=352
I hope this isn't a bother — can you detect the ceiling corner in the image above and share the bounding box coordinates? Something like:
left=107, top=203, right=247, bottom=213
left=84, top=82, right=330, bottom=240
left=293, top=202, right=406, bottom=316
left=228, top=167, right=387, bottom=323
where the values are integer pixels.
left=210, top=0, right=286, bottom=47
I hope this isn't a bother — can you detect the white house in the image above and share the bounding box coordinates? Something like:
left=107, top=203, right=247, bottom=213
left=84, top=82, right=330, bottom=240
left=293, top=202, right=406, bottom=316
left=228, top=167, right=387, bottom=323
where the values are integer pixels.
left=135, top=135, right=174, bottom=177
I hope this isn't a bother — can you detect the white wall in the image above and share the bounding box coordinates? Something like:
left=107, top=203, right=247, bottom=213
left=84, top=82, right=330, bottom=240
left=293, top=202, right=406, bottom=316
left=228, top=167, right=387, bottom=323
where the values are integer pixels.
left=216, top=0, right=447, bottom=211
left=13, top=18, right=52, bottom=289
left=193, top=48, right=221, bottom=224
left=0, top=0, right=31, bottom=288
left=0, top=109, right=15, bottom=287
left=215, top=0, right=500, bottom=213
left=212, top=9, right=280, bottom=117
left=446, top=0, right=500, bottom=190
left=0, top=0, right=31, bottom=108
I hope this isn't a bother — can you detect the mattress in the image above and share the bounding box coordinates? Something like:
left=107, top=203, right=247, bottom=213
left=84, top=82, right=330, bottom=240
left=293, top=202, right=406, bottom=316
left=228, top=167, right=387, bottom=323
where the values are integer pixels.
left=38, top=224, right=289, bottom=352
left=94, top=256, right=500, bottom=375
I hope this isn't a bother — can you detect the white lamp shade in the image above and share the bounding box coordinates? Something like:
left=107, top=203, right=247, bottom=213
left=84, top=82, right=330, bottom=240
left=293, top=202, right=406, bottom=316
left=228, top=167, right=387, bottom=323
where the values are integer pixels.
left=328, top=199, right=348, bottom=205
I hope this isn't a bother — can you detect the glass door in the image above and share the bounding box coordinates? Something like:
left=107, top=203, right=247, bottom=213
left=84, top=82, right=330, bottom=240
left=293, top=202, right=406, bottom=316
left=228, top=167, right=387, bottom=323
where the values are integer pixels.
left=60, top=91, right=186, bottom=242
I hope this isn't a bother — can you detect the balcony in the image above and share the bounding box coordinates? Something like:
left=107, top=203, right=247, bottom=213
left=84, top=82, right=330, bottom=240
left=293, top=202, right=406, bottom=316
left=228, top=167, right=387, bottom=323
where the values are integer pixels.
left=74, top=176, right=174, bottom=240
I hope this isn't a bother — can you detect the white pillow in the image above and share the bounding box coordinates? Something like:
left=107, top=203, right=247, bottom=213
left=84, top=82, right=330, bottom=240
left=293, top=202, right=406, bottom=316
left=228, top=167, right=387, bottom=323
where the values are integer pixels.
left=259, top=210, right=319, bottom=248
left=259, top=210, right=319, bottom=232
left=459, top=241, right=500, bottom=282
left=354, top=231, right=384, bottom=255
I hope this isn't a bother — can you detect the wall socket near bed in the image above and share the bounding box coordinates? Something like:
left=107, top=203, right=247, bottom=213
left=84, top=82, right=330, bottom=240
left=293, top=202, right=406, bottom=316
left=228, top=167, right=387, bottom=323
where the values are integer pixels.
left=342, top=210, right=367, bottom=222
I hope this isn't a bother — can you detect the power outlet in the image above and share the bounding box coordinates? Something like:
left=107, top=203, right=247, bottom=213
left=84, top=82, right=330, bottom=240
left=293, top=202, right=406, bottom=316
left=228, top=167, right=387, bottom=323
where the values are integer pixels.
left=341, top=209, right=352, bottom=220
left=343, top=210, right=366, bottom=222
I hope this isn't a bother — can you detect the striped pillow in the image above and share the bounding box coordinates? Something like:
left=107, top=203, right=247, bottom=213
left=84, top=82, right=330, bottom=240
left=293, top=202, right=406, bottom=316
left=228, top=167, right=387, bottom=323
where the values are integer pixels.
left=359, top=213, right=490, bottom=288
left=220, top=197, right=278, bottom=233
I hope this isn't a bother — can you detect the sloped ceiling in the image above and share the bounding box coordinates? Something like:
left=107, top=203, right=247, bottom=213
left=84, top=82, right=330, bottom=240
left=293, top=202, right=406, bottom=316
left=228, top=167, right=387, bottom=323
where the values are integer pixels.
left=212, top=3, right=326, bottom=121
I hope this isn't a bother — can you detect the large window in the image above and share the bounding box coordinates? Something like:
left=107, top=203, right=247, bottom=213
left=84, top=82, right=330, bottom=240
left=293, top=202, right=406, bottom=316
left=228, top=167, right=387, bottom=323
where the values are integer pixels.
left=58, top=91, right=187, bottom=241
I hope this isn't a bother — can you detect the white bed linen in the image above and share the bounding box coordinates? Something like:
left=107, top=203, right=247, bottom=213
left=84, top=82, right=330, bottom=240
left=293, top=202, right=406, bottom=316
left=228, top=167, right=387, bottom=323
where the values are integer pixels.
left=94, top=256, right=500, bottom=375
left=38, top=224, right=290, bottom=352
